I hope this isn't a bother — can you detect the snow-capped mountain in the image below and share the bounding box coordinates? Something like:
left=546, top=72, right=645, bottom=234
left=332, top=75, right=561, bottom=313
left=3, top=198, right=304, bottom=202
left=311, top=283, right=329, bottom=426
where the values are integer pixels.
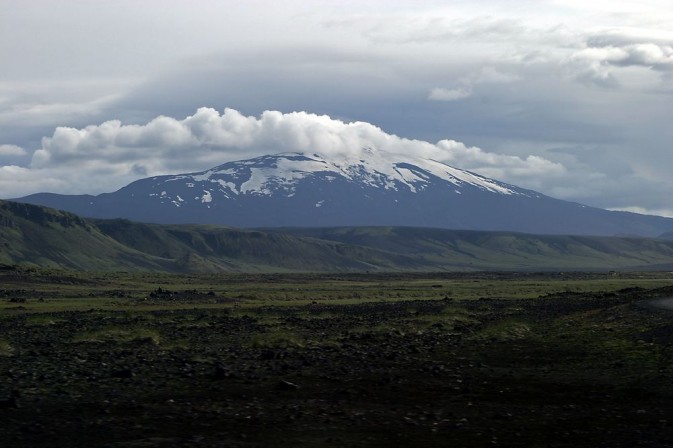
left=14, top=149, right=673, bottom=236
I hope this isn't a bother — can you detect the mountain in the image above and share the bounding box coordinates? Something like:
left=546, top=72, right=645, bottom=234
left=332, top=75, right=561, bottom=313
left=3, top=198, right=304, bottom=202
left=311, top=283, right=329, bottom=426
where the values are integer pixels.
left=13, top=149, right=673, bottom=236
left=659, top=231, right=673, bottom=240
left=4, top=200, right=673, bottom=272
left=263, top=226, right=673, bottom=271
left=0, top=200, right=171, bottom=271
left=0, top=200, right=422, bottom=272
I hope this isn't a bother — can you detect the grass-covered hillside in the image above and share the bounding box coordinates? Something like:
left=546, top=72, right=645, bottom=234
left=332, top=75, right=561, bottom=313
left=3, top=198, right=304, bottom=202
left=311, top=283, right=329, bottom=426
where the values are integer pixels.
left=0, top=200, right=172, bottom=271
left=265, top=226, right=673, bottom=271
left=0, top=201, right=416, bottom=272
left=4, top=200, right=673, bottom=272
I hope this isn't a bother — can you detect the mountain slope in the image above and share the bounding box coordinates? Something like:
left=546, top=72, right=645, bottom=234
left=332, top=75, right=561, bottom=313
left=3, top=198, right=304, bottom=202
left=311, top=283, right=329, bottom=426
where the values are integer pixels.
left=91, top=219, right=422, bottom=272
left=15, top=150, right=673, bottom=236
left=0, top=200, right=171, bottom=270
left=0, top=200, right=420, bottom=272
left=4, top=200, right=673, bottom=272
left=264, top=226, right=673, bottom=271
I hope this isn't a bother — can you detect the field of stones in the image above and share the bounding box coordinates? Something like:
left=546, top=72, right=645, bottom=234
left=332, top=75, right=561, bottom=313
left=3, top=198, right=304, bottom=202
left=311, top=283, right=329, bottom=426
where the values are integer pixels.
left=3, top=267, right=673, bottom=447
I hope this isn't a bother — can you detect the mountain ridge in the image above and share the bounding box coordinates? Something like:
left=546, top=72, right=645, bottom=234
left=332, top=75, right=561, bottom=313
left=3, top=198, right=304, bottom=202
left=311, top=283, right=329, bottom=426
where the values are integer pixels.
left=4, top=200, right=673, bottom=272
left=12, top=149, right=673, bottom=236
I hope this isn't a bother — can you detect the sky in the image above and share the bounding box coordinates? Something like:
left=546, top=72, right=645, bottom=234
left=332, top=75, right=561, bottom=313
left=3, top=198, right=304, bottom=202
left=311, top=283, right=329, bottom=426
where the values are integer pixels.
left=1, top=0, right=672, bottom=216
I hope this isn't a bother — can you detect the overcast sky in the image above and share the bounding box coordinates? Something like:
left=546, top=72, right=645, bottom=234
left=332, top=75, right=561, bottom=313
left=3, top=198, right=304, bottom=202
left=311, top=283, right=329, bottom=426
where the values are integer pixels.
left=1, top=0, right=672, bottom=216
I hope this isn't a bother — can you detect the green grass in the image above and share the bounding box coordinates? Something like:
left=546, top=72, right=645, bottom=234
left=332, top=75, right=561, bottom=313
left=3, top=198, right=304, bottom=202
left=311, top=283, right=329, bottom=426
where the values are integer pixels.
left=2, top=269, right=673, bottom=314
left=7, top=200, right=673, bottom=272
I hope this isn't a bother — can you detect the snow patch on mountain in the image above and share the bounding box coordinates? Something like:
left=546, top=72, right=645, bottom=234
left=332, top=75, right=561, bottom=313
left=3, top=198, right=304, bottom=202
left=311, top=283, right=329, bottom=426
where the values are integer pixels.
left=132, top=148, right=534, bottom=213
left=166, top=149, right=525, bottom=201
left=214, top=179, right=237, bottom=194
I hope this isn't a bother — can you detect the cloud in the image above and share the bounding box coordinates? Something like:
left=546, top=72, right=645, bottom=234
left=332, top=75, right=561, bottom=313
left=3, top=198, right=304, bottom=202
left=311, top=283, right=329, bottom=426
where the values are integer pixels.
left=575, top=42, right=673, bottom=71
left=353, top=14, right=572, bottom=48
left=568, top=59, right=620, bottom=88
left=336, top=7, right=672, bottom=89
left=429, top=66, right=519, bottom=102
left=428, top=86, right=472, bottom=101
left=0, top=144, right=28, bottom=166
left=586, top=28, right=673, bottom=48
left=0, top=165, right=70, bottom=198
left=0, top=97, right=119, bottom=128
left=472, top=66, right=521, bottom=84
left=610, top=206, right=673, bottom=218
left=568, top=27, right=673, bottom=86
left=1, top=107, right=567, bottom=198
left=0, top=144, right=26, bottom=157
left=0, top=78, right=131, bottom=128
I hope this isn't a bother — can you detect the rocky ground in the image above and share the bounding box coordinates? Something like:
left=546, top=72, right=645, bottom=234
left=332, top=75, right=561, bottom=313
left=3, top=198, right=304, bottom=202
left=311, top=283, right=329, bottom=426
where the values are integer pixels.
left=2, top=273, right=673, bottom=447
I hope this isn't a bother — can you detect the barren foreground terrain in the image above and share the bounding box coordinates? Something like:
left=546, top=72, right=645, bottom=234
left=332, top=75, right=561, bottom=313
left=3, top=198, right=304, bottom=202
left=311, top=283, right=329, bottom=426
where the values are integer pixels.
left=2, top=268, right=673, bottom=447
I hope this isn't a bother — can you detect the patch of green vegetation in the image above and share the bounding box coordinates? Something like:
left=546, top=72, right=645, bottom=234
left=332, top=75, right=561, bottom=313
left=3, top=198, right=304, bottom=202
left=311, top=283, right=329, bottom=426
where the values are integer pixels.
left=427, top=304, right=474, bottom=321
left=475, top=319, right=532, bottom=341
left=24, top=315, right=67, bottom=326
left=599, top=337, right=660, bottom=366
left=1, top=269, right=671, bottom=315
left=0, top=339, right=14, bottom=356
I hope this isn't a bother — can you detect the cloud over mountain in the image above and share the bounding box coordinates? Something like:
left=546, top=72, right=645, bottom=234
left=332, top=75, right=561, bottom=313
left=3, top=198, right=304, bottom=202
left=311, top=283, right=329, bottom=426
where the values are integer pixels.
left=2, top=107, right=565, bottom=199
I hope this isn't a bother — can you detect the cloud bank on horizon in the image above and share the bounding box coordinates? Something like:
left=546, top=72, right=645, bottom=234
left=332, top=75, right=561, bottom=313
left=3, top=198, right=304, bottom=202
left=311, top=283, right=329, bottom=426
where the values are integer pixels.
left=1, top=0, right=672, bottom=216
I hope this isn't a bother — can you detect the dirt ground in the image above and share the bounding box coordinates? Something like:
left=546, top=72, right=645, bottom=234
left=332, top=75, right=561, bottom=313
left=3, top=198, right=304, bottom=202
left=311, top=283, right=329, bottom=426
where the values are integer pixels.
left=2, top=272, right=673, bottom=447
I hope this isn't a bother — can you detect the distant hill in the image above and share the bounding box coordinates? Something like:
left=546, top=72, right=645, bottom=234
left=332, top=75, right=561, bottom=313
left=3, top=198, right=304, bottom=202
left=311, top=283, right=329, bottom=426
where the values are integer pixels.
left=0, top=200, right=418, bottom=272
left=0, top=200, right=172, bottom=271
left=90, top=218, right=421, bottom=272
left=3, top=200, right=673, bottom=272
left=263, top=226, right=673, bottom=271
left=13, top=150, right=673, bottom=237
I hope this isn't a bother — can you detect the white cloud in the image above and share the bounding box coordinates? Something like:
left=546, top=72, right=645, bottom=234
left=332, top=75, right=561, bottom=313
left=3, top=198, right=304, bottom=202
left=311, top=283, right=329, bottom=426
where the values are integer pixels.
left=567, top=26, right=673, bottom=87
left=435, top=139, right=567, bottom=184
left=0, top=95, right=120, bottom=128
left=473, top=66, right=521, bottom=84
left=336, top=5, right=672, bottom=89
left=428, top=86, right=472, bottom=101
left=0, top=144, right=28, bottom=166
left=0, top=144, right=26, bottom=157
left=0, top=107, right=567, bottom=198
left=609, top=206, right=673, bottom=219
left=429, top=67, right=519, bottom=102
left=586, top=28, right=673, bottom=48
left=0, top=78, right=132, bottom=131
left=575, top=42, right=673, bottom=71
left=0, top=165, right=70, bottom=198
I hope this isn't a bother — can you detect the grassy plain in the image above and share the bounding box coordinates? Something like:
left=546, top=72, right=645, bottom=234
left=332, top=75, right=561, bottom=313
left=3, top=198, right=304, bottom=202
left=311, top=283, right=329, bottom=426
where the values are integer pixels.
left=2, top=267, right=673, bottom=447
